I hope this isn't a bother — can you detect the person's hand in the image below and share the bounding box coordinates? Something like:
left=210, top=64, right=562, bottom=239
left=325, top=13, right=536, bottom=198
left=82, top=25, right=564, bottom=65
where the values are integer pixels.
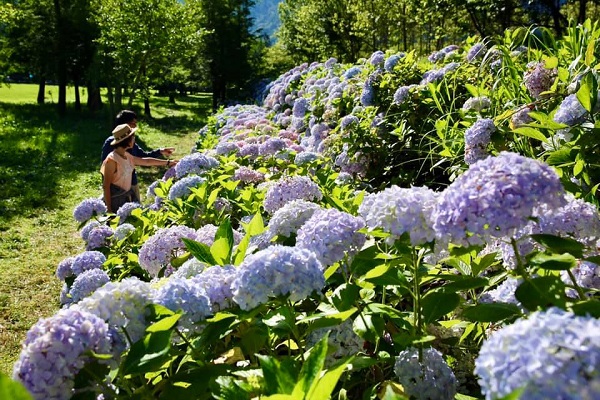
left=170, top=159, right=179, bottom=167
left=161, top=147, right=175, bottom=157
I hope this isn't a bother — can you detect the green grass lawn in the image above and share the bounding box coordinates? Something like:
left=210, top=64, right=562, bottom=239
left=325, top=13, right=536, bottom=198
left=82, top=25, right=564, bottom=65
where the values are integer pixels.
left=0, top=84, right=212, bottom=375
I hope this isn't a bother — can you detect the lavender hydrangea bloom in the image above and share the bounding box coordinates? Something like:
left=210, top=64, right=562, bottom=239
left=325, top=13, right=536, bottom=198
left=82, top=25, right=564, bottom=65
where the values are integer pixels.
left=294, top=151, right=320, bottom=165
left=538, top=195, right=600, bottom=244
left=116, top=202, right=141, bottom=224
left=384, top=54, right=403, bottom=72
left=360, top=79, right=375, bottom=106
left=263, top=176, right=323, bottom=214
left=293, top=97, right=309, bottom=118
left=560, top=261, right=600, bottom=297
left=369, top=50, right=385, bottom=66
left=524, top=61, right=557, bottom=99
left=73, top=198, right=107, bottom=222
left=464, top=118, right=495, bottom=165
left=510, top=106, right=534, bottom=128
left=76, top=277, right=154, bottom=344
left=306, top=319, right=364, bottom=366
left=259, top=137, right=287, bottom=156
left=344, top=66, right=361, bottom=79
left=268, top=199, right=322, bottom=238
left=162, top=166, right=177, bottom=181
left=66, top=269, right=111, bottom=304
left=231, top=245, right=325, bottom=310
left=196, top=224, right=243, bottom=247
left=340, top=115, right=359, bottom=131
left=553, top=94, right=588, bottom=126
left=56, top=257, right=76, bottom=280
left=80, top=221, right=100, bottom=242
left=168, top=175, right=205, bottom=201
left=114, top=223, right=136, bottom=241
left=191, top=265, right=237, bottom=311
left=467, top=42, right=487, bottom=62
left=215, top=142, right=239, bottom=155
left=479, top=276, right=523, bottom=306
left=462, top=96, right=491, bottom=112
left=153, top=277, right=212, bottom=333
left=233, top=166, right=265, bottom=184
left=432, top=152, right=566, bottom=246
left=296, top=208, right=366, bottom=266
left=172, top=258, right=208, bottom=279
left=71, top=251, right=106, bottom=276
left=146, top=181, right=161, bottom=200
left=175, top=153, right=219, bottom=179
left=85, top=225, right=114, bottom=250
left=359, top=185, right=438, bottom=245
left=13, top=308, right=113, bottom=400
left=393, top=85, right=414, bottom=105
left=138, top=226, right=199, bottom=277
left=394, top=347, right=457, bottom=400
left=475, top=308, right=600, bottom=399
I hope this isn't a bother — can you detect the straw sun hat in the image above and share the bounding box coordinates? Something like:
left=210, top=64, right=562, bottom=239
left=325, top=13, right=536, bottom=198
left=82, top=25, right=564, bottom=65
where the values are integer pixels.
left=110, top=124, right=137, bottom=145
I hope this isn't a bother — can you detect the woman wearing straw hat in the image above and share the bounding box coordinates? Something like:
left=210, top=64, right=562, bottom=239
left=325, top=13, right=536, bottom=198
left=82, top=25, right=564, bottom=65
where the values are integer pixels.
left=101, top=123, right=179, bottom=213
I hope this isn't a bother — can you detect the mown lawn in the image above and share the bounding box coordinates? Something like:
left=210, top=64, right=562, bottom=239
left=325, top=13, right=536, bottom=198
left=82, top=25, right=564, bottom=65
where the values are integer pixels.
left=0, top=84, right=212, bottom=375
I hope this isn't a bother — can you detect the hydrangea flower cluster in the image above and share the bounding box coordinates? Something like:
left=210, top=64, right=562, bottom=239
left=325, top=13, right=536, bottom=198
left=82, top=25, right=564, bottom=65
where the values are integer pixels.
left=384, top=53, right=404, bottom=72
left=215, top=141, right=239, bottom=155
left=231, top=245, right=325, bottom=310
left=263, top=176, right=323, bottom=214
left=467, top=42, right=487, bottom=62
left=394, top=347, right=457, bottom=400
left=258, top=137, right=287, bottom=156
left=510, top=105, right=534, bottom=128
left=167, top=175, right=205, bottom=200
left=432, top=152, right=566, bottom=246
left=138, top=226, right=199, bottom=277
left=171, top=257, right=208, bottom=278
left=76, top=277, right=154, bottom=344
left=553, top=94, right=588, bottom=126
left=73, top=198, right=107, bottom=223
left=13, top=308, right=113, bottom=400
left=462, top=96, right=491, bottom=112
left=174, top=152, right=219, bottom=179
left=294, top=151, right=320, bottom=165
left=56, top=256, right=75, bottom=280
left=233, top=166, right=265, bottom=184
left=80, top=220, right=100, bottom=242
left=114, top=223, right=136, bottom=241
left=359, top=185, right=437, bottom=245
left=464, top=118, right=495, bottom=165
left=560, top=261, right=600, bottom=298
left=64, top=269, right=110, bottom=305
left=116, top=202, right=141, bottom=224
left=296, top=208, right=366, bottom=266
left=420, top=62, right=459, bottom=85
left=393, top=85, right=416, bottom=105
left=267, top=199, right=322, bottom=238
left=360, top=72, right=378, bottom=106
left=85, top=225, right=114, bottom=250
left=191, top=265, right=237, bottom=311
left=428, top=44, right=459, bottom=63
left=538, top=195, right=600, bottom=245
left=475, top=308, right=600, bottom=399
left=479, top=276, right=523, bottom=307
left=340, top=115, right=359, bottom=131
left=71, top=251, right=106, bottom=276
left=153, top=277, right=212, bottom=334
left=306, top=319, right=364, bottom=366
left=523, top=61, right=557, bottom=99
left=369, top=50, right=385, bottom=66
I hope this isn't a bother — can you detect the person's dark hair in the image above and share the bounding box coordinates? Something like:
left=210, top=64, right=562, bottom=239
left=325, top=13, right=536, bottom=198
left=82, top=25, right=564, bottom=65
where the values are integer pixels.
left=112, top=135, right=134, bottom=149
left=114, top=110, right=137, bottom=127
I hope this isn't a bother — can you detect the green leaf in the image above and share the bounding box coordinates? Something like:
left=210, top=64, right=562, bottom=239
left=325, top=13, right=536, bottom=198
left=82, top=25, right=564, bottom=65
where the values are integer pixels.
left=331, top=284, right=361, bottom=311
left=353, top=313, right=385, bottom=342
left=307, top=357, right=353, bottom=400
left=570, top=299, right=600, bottom=318
left=302, top=308, right=357, bottom=332
left=292, top=334, right=329, bottom=398
left=574, top=158, right=585, bottom=177
left=514, top=276, right=567, bottom=311
left=121, top=330, right=173, bottom=375
left=530, top=234, right=585, bottom=257
left=362, top=264, right=408, bottom=286
left=545, top=147, right=574, bottom=165
left=146, top=314, right=181, bottom=333
left=211, top=218, right=234, bottom=264
left=421, top=292, right=460, bottom=323
left=512, top=127, right=547, bottom=142
left=529, top=252, right=577, bottom=271
left=441, top=277, right=489, bottom=292
left=258, top=355, right=298, bottom=395
left=182, top=238, right=217, bottom=265
left=462, top=303, right=522, bottom=322
left=585, top=39, right=597, bottom=66
left=577, top=72, right=598, bottom=113
left=543, top=56, right=558, bottom=69
left=0, top=373, right=33, bottom=400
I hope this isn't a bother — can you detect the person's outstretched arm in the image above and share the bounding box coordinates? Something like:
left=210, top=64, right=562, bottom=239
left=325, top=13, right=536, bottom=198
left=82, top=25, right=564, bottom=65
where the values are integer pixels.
left=130, top=143, right=175, bottom=159
left=133, top=156, right=179, bottom=168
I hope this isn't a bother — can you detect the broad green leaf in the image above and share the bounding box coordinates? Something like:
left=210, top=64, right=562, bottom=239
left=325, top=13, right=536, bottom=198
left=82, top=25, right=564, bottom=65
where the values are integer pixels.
left=353, top=313, right=385, bottom=342
left=515, top=276, right=567, bottom=311
left=543, top=56, right=558, bottom=69
left=441, top=277, right=489, bottom=292
left=545, top=147, right=574, bottom=165
left=574, top=158, right=585, bottom=177
left=529, top=252, right=577, bottom=271
left=576, top=72, right=598, bottom=113
left=307, top=357, right=353, bottom=400
left=211, top=218, right=234, bottom=264
left=302, top=308, right=357, bottom=332
left=331, top=284, right=361, bottom=311
left=512, top=127, right=547, bottom=142
left=258, top=355, right=298, bottom=395
left=586, top=40, right=597, bottom=66
left=0, top=374, right=33, bottom=400
left=570, top=299, right=600, bottom=318
left=182, top=238, right=217, bottom=265
left=464, top=83, right=479, bottom=97
left=530, top=234, right=585, bottom=257
left=421, top=292, right=460, bottom=323
left=462, top=303, right=522, bottom=322
left=362, top=264, right=408, bottom=286
left=121, top=330, right=173, bottom=375
left=292, top=334, right=328, bottom=398
left=146, top=314, right=181, bottom=333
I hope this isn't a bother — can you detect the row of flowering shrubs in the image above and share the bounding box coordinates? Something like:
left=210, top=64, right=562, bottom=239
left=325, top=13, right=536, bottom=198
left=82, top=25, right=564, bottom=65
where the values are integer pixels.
left=7, top=22, right=600, bottom=400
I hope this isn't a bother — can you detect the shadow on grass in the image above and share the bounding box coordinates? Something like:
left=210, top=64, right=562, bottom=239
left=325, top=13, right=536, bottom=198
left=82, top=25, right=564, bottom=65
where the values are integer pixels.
left=0, top=95, right=212, bottom=225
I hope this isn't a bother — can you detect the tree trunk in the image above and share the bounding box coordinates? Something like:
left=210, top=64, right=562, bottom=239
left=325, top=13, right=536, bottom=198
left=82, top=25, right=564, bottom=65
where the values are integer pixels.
left=53, top=0, right=67, bottom=116
left=579, top=0, right=588, bottom=24
left=86, top=83, right=102, bottom=112
left=144, top=97, right=152, bottom=118
left=37, top=78, right=46, bottom=104
left=107, top=86, right=116, bottom=121
left=169, top=93, right=176, bottom=103
left=115, top=84, right=123, bottom=110
left=74, top=82, right=81, bottom=112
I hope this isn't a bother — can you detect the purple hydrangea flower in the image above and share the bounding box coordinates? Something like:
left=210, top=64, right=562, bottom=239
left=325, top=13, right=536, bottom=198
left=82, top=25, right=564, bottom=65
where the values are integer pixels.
left=334, top=148, right=368, bottom=176
left=146, top=181, right=161, bottom=200
left=293, top=97, right=309, bottom=118
left=467, top=42, right=487, bottom=62
left=360, top=73, right=378, bottom=106
left=215, top=142, right=239, bottom=156
left=394, top=347, right=457, bottom=400
left=231, top=245, right=325, bottom=310
left=296, top=208, right=366, bottom=267
left=384, top=54, right=404, bottom=72
left=553, top=94, right=588, bottom=126
left=86, top=225, right=114, bottom=250
left=73, top=198, right=107, bottom=223
left=432, top=152, right=566, bottom=246
left=560, top=261, right=600, bottom=298
left=175, top=153, right=219, bottom=179
left=475, top=308, right=600, bottom=399
left=369, top=50, right=385, bottom=66
left=65, top=269, right=111, bottom=305
left=13, top=308, right=113, bottom=400
left=393, top=85, right=415, bottom=105
left=259, top=137, right=287, bottom=156
left=138, top=226, right=199, bottom=277
left=510, top=106, right=534, bottom=128
left=479, top=276, right=523, bottom=307
left=340, top=115, right=359, bottom=131
left=524, top=61, right=557, bottom=99
left=263, top=176, right=323, bottom=214
left=56, top=256, right=76, bottom=281
left=71, top=251, right=106, bottom=276
left=162, top=166, right=177, bottom=181
left=80, top=221, right=100, bottom=242
left=116, top=202, right=141, bottom=224
left=294, top=151, right=320, bottom=165
left=344, top=66, right=362, bottom=79
left=114, top=223, right=136, bottom=241
left=464, top=118, right=495, bottom=165
left=359, top=185, right=438, bottom=245
left=267, top=199, right=322, bottom=238
left=306, top=319, right=364, bottom=366
left=191, top=265, right=237, bottom=311
left=172, top=258, right=208, bottom=279
left=195, top=223, right=243, bottom=247
left=233, top=166, right=265, bottom=184
left=167, top=175, right=205, bottom=201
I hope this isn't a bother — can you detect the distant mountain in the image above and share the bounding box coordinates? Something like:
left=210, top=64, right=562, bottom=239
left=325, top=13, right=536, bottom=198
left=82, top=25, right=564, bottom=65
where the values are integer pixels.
left=251, top=0, right=281, bottom=42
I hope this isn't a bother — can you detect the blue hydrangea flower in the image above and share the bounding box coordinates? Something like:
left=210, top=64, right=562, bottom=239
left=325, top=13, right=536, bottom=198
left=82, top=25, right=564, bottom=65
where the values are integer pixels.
left=324, top=57, right=337, bottom=68
left=233, top=166, right=265, bottom=184
left=462, top=96, right=491, bottom=112
left=560, top=261, right=600, bottom=298
left=71, top=251, right=106, bottom=276
left=172, top=257, right=208, bottom=279
left=334, top=148, right=368, bottom=176
left=384, top=54, right=404, bottom=72
left=538, top=194, right=600, bottom=244
left=162, top=166, right=177, bottom=181
left=267, top=199, right=322, bottom=238
left=420, top=63, right=457, bottom=85
left=114, top=223, right=136, bottom=241
left=259, top=137, right=287, bottom=156
left=231, top=245, right=325, bottom=310
left=263, top=176, right=323, bottom=214
left=86, top=225, right=114, bottom=250
left=479, top=276, right=523, bottom=307
left=296, top=208, right=366, bottom=266
left=13, top=308, right=113, bottom=400
left=467, top=42, right=487, bottom=62
left=553, top=94, right=588, bottom=126
left=65, top=269, right=111, bottom=305
left=510, top=106, right=534, bottom=128
left=369, top=50, right=385, bottom=66
left=306, top=319, right=364, bottom=366
left=76, top=277, right=154, bottom=344
left=340, top=115, right=359, bottom=131
left=344, top=66, right=362, bottom=79
left=294, top=151, right=320, bottom=165
left=293, top=97, right=309, bottom=118
left=524, top=61, right=557, bottom=99
left=56, top=256, right=75, bottom=281
left=191, top=265, right=237, bottom=311
left=475, top=308, right=600, bottom=399
left=168, top=175, right=205, bottom=201
left=80, top=221, right=100, bottom=242
left=146, top=181, right=161, bottom=200
left=73, top=198, right=107, bottom=223
left=464, top=118, right=495, bottom=165
left=360, top=73, right=378, bottom=106
left=359, top=185, right=438, bottom=246
left=116, top=202, right=141, bottom=224
left=215, top=141, right=239, bottom=155
left=138, top=226, right=199, bottom=277
left=175, top=152, right=219, bottom=179
left=432, top=152, right=566, bottom=246
left=153, top=277, right=212, bottom=334
left=394, top=347, right=457, bottom=400
left=393, top=85, right=415, bottom=105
